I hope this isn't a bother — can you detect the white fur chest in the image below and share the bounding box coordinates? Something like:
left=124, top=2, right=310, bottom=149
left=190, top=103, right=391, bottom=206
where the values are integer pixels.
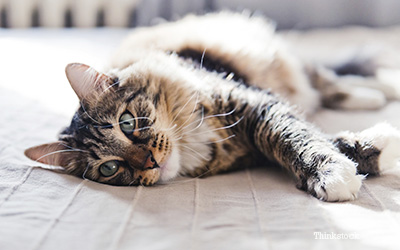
left=178, top=117, right=221, bottom=175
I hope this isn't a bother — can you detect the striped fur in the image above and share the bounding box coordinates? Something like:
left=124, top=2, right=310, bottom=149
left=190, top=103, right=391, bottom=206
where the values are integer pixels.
left=25, top=12, right=400, bottom=201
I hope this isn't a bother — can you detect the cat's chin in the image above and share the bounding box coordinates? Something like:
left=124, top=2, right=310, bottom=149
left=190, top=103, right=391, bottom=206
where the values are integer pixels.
left=159, top=147, right=181, bottom=182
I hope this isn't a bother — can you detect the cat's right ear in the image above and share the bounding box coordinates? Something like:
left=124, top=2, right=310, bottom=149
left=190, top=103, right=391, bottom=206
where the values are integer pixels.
left=65, top=63, right=114, bottom=101
left=24, top=142, right=76, bottom=168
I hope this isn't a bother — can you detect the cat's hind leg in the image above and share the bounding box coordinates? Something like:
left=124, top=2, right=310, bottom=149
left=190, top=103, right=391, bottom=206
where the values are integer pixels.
left=333, top=123, right=400, bottom=175
left=308, top=66, right=387, bottom=110
left=306, top=47, right=400, bottom=110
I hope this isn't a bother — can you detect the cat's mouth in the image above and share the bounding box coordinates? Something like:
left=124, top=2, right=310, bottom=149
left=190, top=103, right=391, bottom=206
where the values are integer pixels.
left=130, top=143, right=180, bottom=185
left=129, top=155, right=169, bottom=186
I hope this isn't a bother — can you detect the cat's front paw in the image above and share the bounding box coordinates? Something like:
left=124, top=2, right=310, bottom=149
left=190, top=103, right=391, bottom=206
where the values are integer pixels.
left=307, top=155, right=364, bottom=202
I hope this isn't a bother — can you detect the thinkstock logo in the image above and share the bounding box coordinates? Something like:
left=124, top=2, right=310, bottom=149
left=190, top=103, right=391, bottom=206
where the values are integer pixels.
left=314, top=232, right=361, bottom=240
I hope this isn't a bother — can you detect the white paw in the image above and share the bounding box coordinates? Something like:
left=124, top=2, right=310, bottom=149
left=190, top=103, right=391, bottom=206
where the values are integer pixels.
left=359, top=123, right=400, bottom=172
left=335, top=79, right=386, bottom=110
left=312, top=156, right=364, bottom=202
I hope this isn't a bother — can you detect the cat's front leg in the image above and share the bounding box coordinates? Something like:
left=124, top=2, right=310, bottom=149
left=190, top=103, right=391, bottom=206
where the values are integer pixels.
left=258, top=108, right=364, bottom=201
left=229, top=90, right=364, bottom=201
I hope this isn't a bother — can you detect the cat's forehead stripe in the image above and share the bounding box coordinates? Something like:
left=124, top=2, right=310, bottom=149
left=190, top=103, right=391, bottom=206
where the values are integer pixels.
left=125, top=89, right=144, bottom=103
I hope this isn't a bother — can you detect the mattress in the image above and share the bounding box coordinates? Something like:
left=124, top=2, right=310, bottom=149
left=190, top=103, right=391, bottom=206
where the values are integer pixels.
left=1, top=26, right=400, bottom=250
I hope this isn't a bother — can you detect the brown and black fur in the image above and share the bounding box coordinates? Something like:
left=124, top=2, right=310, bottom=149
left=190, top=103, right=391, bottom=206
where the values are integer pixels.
left=25, top=12, right=400, bottom=201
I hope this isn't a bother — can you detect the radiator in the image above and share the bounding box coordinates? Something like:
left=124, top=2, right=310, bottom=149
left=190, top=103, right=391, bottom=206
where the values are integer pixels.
left=0, top=0, right=214, bottom=28
left=0, top=0, right=141, bottom=28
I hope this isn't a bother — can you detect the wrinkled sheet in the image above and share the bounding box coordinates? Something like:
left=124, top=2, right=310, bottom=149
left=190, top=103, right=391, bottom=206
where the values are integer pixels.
left=1, top=27, right=400, bottom=250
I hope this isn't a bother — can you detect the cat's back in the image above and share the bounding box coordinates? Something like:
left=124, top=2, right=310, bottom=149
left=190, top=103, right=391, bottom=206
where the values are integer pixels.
left=108, top=12, right=319, bottom=112
left=109, top=12, right=278, bottom=71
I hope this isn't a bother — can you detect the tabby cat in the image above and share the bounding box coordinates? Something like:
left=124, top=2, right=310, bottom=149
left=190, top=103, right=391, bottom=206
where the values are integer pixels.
left=25, top=12, right=400, bottom=201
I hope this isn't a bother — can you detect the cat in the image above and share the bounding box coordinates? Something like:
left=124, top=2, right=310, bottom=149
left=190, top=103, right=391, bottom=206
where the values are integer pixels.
left=24, top=12, right=400, bottom=202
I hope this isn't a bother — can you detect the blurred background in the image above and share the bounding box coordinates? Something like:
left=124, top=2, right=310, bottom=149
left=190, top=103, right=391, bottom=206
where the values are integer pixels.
left=1, top=0, right=400, bottom=117
left=1, top=0, right=400, bottom=29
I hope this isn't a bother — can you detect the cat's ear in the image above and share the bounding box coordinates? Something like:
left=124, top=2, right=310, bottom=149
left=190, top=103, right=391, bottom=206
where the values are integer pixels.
left=25, top=142, right=75, bottom=168
left=65, top=63, right=113, bottom=101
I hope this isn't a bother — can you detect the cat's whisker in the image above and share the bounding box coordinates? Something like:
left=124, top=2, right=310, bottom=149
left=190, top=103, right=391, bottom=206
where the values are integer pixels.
left=159, top=176, right=199, bottom=185
left=93, top=80, right=121, bottom=122
left=176, top=134, right=236, bottom=145
left=175, top=151, right=206, bottom=167
left=36, top=148, right=88, bottom=162
left=181, top=145, right=210, bottom=161
left=58, top=142, right=86, bottom=152
left=181, top=116, right=244, bottom=138
left=158, top=123, right=178, bottom=133
left=93, top=117, right=154, bottom=129
left=80, top=101, right=102, bottom=125
left=175, top=92, right=200, bottom=131
left=168, top=91, right=198, bottom=129
left=173, top=114, right=242, bottom=142
left=103, top=80, right=120, bottom=93
left=200, top=48, right=207, bottom=69
left=160, top=164, right=218, bottom=186
left=133, top=126, right=154, bottom=132
left=173, top=105, right=204, bottom=137
left=157, top=160, right=223, bottom=185
left=173, top=107, right=237, bottom=139
left=82, top=163, right=90, bottom=180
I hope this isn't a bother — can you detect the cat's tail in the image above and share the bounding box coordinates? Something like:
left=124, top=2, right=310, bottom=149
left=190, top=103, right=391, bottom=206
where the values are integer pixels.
left=332, top=123, right=400, bottom=175
left=307, top=50, right=400, bottom=110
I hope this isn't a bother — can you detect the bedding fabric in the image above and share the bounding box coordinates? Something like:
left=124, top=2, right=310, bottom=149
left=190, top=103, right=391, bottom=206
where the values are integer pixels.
left=1, top=26, right=400, bottom=250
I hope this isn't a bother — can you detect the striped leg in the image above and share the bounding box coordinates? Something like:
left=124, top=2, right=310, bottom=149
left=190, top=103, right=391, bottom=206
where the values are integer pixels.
left=228, top=88, right=364, bottom=201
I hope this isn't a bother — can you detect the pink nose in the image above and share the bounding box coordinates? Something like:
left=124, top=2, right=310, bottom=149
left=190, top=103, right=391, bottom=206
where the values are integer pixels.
left=143, top=152, right=159, bottom=170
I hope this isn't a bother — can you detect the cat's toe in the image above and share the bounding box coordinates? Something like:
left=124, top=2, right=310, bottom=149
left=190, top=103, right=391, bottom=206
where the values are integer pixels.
left=321, top=169, right=364, bottom=202
left=360, top=123, right=400, bottom=172
left=309, top=156, right=364, bottom=202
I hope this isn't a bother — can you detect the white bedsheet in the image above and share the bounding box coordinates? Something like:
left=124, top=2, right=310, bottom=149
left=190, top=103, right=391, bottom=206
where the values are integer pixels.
left=1, top=27, right=400, bottom=250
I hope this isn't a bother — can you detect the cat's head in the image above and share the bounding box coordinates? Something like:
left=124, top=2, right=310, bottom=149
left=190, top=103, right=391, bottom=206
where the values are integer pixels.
left=24, top=62, right=195, bottom=186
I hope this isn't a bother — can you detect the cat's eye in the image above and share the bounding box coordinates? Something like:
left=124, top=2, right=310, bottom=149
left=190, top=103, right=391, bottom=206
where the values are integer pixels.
left=119, top=112, right=135, bottom=134
left=99, top=160, right=119, bottom=177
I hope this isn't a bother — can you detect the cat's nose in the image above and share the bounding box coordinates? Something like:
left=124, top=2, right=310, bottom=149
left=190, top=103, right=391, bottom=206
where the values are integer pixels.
left=142, top=151, right=159, bottom=170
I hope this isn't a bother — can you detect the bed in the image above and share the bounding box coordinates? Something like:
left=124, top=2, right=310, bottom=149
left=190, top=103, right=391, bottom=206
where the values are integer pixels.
left=1, top=21, right=400, bottom=250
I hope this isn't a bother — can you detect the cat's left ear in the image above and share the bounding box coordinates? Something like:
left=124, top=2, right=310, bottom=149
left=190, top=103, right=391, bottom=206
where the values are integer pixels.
left=65, top=63, right=114, bottom=101
left=25, top=142, right=77, bottom=168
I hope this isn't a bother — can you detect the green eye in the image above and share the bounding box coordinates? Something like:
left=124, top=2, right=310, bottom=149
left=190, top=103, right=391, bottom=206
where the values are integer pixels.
left=99, top=160, right=119, bottom=177
left=119, top=112, right=135, bottom=133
